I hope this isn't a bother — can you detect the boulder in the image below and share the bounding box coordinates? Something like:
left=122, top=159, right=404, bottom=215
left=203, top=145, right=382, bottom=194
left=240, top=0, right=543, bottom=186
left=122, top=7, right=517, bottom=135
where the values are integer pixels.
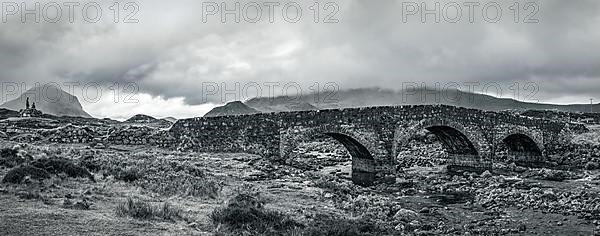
left=393, top=208, right=419, bottom=222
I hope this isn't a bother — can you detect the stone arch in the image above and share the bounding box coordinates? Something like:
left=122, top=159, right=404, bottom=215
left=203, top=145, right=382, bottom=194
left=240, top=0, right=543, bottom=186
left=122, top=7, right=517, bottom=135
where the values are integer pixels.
left=322, top=132, right=375, bottom=186
left=322, top=133, right=374, bottom=161
left=495, top=128, right=545, bottom=166
left=495, top=127, right=544, bottom=153
left=280, top=125, right=380, bottom=186
left=501, top=133, right=543, bottom=156
left=394, top=118, right=488, bottom=159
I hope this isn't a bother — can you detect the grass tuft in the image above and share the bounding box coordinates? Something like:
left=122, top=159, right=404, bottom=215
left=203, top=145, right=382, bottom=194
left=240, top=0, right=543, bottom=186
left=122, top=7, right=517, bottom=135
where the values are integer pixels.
left=115, top=197, right=182, bottom=222
left=302, top=216, right=382, bottom=236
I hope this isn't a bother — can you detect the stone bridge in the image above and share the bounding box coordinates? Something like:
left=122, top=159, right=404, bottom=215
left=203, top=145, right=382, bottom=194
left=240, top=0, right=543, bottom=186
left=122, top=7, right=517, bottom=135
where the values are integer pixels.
left=169, top=105, right=585, bottom=186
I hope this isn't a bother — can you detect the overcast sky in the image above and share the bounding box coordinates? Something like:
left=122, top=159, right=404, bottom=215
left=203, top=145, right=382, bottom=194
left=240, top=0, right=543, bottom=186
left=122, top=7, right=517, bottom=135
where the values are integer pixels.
left=1, top=0, right=599, bottom=119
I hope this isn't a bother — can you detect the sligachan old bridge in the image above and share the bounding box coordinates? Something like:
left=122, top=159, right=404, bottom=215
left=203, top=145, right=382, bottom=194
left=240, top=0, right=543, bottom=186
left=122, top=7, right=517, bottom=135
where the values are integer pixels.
left=170, top=105, right=585, bottom=186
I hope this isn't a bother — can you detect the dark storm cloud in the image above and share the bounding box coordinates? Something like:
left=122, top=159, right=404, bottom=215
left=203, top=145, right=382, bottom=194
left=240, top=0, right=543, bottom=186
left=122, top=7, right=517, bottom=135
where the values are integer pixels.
left=1, top=0, right=599, bottom=106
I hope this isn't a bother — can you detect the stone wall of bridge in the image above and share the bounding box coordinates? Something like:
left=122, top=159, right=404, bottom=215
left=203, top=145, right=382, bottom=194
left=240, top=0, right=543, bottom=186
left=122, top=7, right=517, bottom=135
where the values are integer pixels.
left=169, top=104, right=577, bottom=160
left=275, top=105, right=571, bottom=156
left=169, top=104, right=583, bottom=185
left=169, top=113, right=281, bottom=156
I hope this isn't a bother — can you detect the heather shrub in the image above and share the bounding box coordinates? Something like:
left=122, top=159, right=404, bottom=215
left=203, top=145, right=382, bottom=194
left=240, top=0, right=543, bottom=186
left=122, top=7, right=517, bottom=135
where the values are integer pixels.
left=78, top=151, right=223, bottom=197
left=2, top=166, right=51, bottom=183
left=113, top=167, right=140, bottom=182
left=585, top=161, right=599, bottom=170
left=211, top=193, right=301, bottom=235
left=0, top=148, right=24, bottom=168
left=31, top=158, right=95, bottom=182
left=102, top=156, right=222, bottom=198
left=79, top=155, right=101, bottom=172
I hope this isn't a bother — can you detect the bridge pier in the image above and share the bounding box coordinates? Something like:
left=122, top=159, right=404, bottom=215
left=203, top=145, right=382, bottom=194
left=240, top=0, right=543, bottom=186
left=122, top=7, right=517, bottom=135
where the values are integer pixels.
left=352, top=158, right=376, bottom=186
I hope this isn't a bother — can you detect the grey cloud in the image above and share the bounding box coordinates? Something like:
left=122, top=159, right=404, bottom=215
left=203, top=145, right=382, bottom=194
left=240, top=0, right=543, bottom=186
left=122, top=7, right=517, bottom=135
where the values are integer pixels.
left=1, top=0, right=599, bottom=106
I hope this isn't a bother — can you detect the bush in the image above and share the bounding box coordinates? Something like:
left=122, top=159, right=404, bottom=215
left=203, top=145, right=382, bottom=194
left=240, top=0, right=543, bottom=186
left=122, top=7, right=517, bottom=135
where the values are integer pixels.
left=79, top=155, right=101, bottom=172
left=211, top=193, right=301, bottom=235
left=31, top=158, right=95, bottom=182
left=115, top=197, right=182, bottom=221
left=585, top=162, right=599, bottom=170
left=2, top=166, right=51, bottom=183
left=113, top=167, right=140, bottom=182
left=0, top=148, right=24, bottom=168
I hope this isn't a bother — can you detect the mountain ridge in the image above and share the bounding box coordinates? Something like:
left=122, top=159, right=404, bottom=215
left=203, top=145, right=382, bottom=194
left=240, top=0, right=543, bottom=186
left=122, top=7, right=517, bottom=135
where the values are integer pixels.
left=244, top=87, right=599, bottom=114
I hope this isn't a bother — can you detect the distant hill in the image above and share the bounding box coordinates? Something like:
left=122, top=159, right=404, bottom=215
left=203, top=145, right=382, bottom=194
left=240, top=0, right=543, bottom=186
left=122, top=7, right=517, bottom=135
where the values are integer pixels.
left=244, top=87, right=599, bottom=114
left=0, top=85, right=92, bottom=118
left=0, top=108, right=20, bottom=120
left=126, top=114, right=159, bottom=123
left=162, top=117, right=178, bottom=123
left=124, top=114, right=172, bottom=128
left=204, top=101, right=259, bottom=117
left=245, top=100, right=318, bottom=113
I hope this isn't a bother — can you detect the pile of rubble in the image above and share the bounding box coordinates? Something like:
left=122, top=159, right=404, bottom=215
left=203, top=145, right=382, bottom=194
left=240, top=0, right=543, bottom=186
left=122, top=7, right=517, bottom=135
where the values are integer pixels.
left=476, top=180, right=600, bottom=221
left=420, top=171, right=600, bottom=222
